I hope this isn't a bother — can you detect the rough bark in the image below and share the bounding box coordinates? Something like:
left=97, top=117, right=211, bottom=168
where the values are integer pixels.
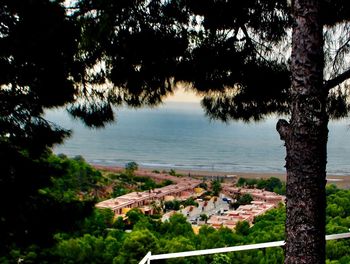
left=277, top=0, right=328, bottom=263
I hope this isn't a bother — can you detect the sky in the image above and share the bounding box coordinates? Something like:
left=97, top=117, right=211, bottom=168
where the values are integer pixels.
left=164, top=84, right=202, bottom=103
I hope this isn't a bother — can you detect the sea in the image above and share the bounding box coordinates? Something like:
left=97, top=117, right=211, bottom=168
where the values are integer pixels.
left=46, top=102, right=350, bottom=175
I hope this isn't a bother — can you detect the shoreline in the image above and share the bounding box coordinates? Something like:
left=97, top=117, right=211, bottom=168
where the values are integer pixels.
left=92, top=164, right=350, bottom=189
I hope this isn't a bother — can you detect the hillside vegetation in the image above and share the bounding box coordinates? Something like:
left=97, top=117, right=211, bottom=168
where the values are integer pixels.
left=2, top=156, right=350, bottom=263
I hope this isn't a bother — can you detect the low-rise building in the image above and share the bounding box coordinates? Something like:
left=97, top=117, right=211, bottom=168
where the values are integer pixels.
left=96, top=179, right=201, bottom=215
left=206, top=200, right=278, bottom=229
left=222, top=185, right=286, bottom=204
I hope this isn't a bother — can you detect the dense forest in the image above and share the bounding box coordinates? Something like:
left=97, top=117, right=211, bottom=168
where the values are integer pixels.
left=1, top=155, right=349, bottom=264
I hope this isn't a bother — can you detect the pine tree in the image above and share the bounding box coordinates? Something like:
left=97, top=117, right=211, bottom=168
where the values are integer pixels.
left=277, top=1, right=326, bottom=262
left=0, top=0, right=87, bottom=252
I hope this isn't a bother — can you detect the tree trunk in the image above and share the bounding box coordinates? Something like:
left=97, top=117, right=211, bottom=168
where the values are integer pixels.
left=277, top=0, right=328, bottom=263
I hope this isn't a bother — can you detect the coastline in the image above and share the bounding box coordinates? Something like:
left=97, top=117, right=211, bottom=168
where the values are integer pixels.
left=92, top=164, right=350, bottom=189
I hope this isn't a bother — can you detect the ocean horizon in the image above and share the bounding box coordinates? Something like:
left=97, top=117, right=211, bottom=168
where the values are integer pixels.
left=46, top=102, right=350, bottom=176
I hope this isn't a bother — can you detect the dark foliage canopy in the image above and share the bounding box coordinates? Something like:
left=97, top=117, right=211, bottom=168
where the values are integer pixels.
left=3, top=0, right=350, bottom=140
left=0, top=0, right=90, bottom=253
left=71, top=0, right=291, bottom=123
left=2, top=1, right=350, bottom=148
left=70, top=0, right=350, bottom=124
left=0, top=0, right=79, bottom=152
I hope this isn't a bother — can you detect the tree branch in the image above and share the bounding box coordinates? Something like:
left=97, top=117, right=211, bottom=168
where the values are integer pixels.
left=324, top=68, right=350, bottom=91
left=276, top=119, right=291, bottom=141
left=332, top=38, right=350, bottom=73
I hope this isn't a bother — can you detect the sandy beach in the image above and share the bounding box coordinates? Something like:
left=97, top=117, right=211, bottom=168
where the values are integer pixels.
left=93, top=164, right=350, bottom=189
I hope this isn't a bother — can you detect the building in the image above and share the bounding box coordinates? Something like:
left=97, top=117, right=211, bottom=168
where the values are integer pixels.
left=207, top=200, right=279, bottom=229
left=222, top=185, right=286, bottom=204
left=96, top=178, right=201, bottom=215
